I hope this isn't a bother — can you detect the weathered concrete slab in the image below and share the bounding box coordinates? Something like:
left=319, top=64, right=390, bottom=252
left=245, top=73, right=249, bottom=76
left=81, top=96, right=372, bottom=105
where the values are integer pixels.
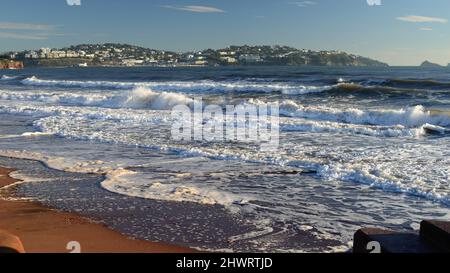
left=354, top=220, right=450, bottom=253
left=353, top=228, right=436, bottom=253
left=420, top=220, right=450, bottom=252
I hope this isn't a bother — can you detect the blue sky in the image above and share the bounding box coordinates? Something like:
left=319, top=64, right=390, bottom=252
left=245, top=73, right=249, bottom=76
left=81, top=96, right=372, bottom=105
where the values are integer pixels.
left=0, top=0, right=449, bottom=65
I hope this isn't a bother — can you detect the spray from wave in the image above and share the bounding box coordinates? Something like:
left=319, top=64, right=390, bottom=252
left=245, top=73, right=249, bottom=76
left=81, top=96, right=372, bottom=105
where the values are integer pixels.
left=120, top=87, right=192, bottom=110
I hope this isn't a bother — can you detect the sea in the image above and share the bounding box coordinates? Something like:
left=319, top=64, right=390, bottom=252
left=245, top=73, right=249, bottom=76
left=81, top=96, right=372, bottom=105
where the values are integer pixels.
left=0, top=66, right=449, bottom=252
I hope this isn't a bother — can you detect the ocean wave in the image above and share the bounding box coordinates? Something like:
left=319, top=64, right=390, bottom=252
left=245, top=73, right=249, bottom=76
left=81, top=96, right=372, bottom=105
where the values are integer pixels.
left=21, top=76, right=144, bottom=89
left=120, top=87, right=192, bottom=110
left=21, top=75, right=449, bottom=97
left=326, top=82, right=424, bottom=96
left=383, top=78, right=450, bottom=89
left=0, top=87, right=192, bottom=110
left=16, top=75, right=450, bottom=99
left=281, top=120, right=444, bottom=137
left=20, top=76, right=330, bottom=94
left=2, top=90, right=449, bottom=137
left=273, top=100, right=450, bottom=127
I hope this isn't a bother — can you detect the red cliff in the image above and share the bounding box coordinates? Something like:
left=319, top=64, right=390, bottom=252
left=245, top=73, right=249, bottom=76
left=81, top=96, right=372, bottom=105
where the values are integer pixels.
left=0, top=60, right=24, bottom=69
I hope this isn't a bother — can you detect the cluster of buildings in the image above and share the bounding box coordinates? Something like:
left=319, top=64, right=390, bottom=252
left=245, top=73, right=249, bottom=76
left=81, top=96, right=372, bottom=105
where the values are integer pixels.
left=3, top=44, right=385, bottom=67
left=7, top=44, right=175, bottom=67
left=6, top=44, right=282, bottom=67
left=12, top=48, right=94, bottom=60
left=179, top=49, right=263, bottom=66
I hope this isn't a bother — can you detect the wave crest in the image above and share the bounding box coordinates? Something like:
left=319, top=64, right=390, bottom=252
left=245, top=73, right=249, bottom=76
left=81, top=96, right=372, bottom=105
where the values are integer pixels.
left=0, top=87, right=192, bottom=110
left=20, top=76, right=330, bottom=94
left=276, top=101, right=450, bottom=127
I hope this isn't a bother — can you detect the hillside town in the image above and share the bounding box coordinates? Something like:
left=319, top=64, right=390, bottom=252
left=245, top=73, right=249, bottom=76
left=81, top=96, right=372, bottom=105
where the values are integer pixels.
left=1, top=43, right=388, bottom=68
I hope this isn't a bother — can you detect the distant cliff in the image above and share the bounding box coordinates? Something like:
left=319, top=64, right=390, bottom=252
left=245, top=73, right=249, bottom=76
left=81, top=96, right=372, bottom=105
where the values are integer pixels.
left=0, top=60, right=23, bottom=69
left=23, top=58, right=94, bottom=68
left=263, top=51, right=388, bottom=67
left=420, top=61, right=442, bottom=68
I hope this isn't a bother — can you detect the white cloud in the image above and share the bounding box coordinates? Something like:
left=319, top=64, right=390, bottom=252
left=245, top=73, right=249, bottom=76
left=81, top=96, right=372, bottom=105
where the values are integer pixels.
left=293, top=1, right=317, bottom=7
left=419, top=27, right=433, bottom=31
left=162, top=5, right=225, bottom=13
left=0, top=32, right=47, bottom=40
left=0, top=22, right=56, bottom=31
left=397, top=15, right=447, bottom=24
left=0, top=21, right=64, bottom=40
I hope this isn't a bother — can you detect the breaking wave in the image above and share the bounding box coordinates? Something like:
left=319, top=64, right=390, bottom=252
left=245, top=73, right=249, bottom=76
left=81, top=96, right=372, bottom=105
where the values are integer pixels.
left=21, top=76, right=330, bottom=94
left=281, top=121, right=446, bottom=137
left=20, top=76, right=450, bottom=98
left=273, top=100, right=450, bottom=127
left=0, top=87, right=192, bottom=110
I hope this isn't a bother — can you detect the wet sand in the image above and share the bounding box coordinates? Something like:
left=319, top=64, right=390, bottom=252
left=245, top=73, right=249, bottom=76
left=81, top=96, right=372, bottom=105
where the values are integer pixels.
left=0, top=167, right=196, bottom=253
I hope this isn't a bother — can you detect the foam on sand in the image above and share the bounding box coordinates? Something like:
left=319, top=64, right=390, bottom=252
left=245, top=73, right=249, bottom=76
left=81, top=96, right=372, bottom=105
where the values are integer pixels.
left=0, top=132, right=54, bottom=139
left=101, top=169, right=251, bottom=207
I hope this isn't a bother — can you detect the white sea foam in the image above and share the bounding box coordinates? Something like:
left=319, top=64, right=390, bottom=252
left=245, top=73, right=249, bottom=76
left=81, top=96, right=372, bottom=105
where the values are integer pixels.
left=0, top=150, right=78, bottom=172
left=315, top=144, right=450, bottom=206
left=0, top=149, right=251, bottom=208
left=101, top=169, right=251, bottom=207
left=281, top=120, right=430, bottom=137
left=0, top=132, right=53, bottom=139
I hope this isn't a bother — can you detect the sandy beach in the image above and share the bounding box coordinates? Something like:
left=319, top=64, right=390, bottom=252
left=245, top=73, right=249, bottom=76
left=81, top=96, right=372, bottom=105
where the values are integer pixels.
left=0, top=167, right=195, bottom=253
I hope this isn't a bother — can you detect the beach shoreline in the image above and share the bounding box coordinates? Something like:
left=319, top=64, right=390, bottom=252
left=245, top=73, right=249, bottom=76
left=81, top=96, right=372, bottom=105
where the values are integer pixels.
left=0, top=166, right=196, bottom=253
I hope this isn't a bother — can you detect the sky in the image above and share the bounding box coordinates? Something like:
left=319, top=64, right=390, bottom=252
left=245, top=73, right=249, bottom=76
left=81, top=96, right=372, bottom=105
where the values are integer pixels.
left=0, top=0, right=449, bottom=66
